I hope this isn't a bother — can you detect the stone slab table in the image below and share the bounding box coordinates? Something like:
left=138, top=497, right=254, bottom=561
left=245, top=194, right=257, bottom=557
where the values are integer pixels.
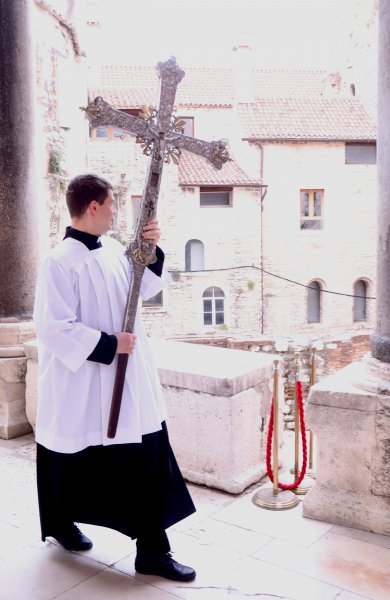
left=25, top=338, right=277, bottom=494
left=0, top=321, right=35, bottom=439
left=150, top=339, right=277, bottom=493
left=302, top=359, right=390, bottom=535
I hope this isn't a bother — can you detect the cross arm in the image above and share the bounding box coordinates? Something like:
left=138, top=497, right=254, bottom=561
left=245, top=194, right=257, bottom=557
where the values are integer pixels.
left=84, top=96, right=156, bottom=142
left=165, top=131, right=229, bottom=170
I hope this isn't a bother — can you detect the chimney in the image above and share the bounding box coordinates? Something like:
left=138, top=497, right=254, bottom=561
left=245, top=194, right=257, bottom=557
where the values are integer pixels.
left=232, top=42, right=255, bottom=105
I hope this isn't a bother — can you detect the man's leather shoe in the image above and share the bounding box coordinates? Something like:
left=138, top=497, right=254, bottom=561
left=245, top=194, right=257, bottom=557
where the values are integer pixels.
left=135, top=552, right=196, bottom=582
left=53, top=523, right=93, bottom=551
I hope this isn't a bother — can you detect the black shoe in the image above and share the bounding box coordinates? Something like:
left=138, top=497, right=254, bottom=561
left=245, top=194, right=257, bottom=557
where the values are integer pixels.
left=53, top=523, right=93, bottom=551
left=135, top=552, right=196, bottom=582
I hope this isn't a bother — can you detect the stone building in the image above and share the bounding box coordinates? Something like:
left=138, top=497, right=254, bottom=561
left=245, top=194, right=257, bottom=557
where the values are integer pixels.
left=33, top=0, right=89, bottom=253
left=0, top=0, right=88, bottom=438
left=86, top=60, right=377, bottom=340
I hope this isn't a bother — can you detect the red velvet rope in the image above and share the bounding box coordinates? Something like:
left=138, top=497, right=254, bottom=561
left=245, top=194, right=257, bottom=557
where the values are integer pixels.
left=266, top=380, right=308, bottom=490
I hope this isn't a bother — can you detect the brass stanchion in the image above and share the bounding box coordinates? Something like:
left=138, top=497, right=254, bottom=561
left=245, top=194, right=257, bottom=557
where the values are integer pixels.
left=252, top=360, right=299, bottom=510
left=286, top=353, right=314, bottom=495
left=307, top=348, right=317, bottom=479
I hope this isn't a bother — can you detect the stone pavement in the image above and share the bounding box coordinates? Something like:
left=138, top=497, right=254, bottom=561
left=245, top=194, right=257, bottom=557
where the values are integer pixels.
left=0, top=433, right=389, bottom=600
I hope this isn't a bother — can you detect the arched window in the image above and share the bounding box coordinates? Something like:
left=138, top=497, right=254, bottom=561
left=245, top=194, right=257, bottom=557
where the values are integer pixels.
left=353, top=279, right=367, bottom=321
left=307, top=280, right=321, bottom=323
left=203, top=287, right=225, bottom=325
left=185, top=239, right=204, bottom=271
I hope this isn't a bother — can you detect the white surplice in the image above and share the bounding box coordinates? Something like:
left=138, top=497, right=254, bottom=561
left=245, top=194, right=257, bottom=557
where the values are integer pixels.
left=33, top=236, right=170, bottom=453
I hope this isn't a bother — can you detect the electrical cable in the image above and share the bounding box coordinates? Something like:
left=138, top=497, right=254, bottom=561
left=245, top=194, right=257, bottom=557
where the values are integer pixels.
left=169, top=265, right=376, bottom=299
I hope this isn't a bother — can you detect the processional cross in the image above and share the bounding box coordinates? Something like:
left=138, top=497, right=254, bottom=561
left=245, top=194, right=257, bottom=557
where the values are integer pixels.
left=85, top=57, right=229, bottom=438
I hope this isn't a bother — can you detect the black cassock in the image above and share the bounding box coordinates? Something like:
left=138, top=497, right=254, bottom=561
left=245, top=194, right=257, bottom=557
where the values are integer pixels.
left=37, top=422, right=195, bottom=543
left=36, top=228, right=195, bottom=547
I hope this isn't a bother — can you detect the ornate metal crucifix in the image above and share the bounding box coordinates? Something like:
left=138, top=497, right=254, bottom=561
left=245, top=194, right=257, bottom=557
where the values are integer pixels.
left=85, top=56, right=229, bottom=438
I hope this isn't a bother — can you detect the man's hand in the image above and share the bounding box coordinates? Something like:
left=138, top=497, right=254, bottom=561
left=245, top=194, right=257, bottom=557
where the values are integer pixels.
left=114, top=332, right=137, bottom=354
left=142, top=219, right=161, bottom=245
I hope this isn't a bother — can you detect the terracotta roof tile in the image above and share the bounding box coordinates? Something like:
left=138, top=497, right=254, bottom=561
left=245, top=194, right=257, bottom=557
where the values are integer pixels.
left=238, top=98, right=376, bottom=141
left=88, top=65, right=376, bottom=141
left=91, top=87, right=154, bottom=108
left=89, top=65, right=333, bottom=108
left=178, top=150, right=261, bottom=187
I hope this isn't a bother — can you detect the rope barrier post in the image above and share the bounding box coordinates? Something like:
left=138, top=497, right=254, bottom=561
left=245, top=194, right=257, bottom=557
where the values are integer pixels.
left=294, top=353, right=314, bottom=496
left=252, top=359, right=299, bottom=511
left=272, top=359, right=280, bottom=496
left=294, top=352, right=300, bottom=478
left=289, top=353, right=315, bottom=495
left=307, top=347, right=317, bottom=479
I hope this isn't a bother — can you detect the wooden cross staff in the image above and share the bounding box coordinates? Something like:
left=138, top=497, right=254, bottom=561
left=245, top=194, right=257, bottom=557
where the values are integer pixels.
left=85, top=57, right=230, bottom=438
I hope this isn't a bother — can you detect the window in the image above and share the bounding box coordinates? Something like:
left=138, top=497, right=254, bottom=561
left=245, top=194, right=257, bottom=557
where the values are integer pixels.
left=203, top=287, right=225, bottom=325
left=185, top=240, right=204, bottom=271
left=345, top=143, right=376, bottom=164
left=200, top=187, right=232, bottom=207
left=307, top=280, right=321, bottom=323
left=177, top=116, right=194, bottom=137
left=300, top=190, right=324, bottom=230
left=353, top=280, right=367, bottom=321
left=95, top=126, right=109, bottom=138
left=143, top=291, right=163, bottom=307
left=122, top=108, right=143, bottom=118
left=131, top=195, right=142, bottom=226
left=90, top=126, right=130, bottom=140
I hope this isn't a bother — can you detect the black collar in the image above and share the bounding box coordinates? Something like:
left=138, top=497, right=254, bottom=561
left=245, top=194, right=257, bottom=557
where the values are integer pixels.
left=64, top=226, right=102, bottom=251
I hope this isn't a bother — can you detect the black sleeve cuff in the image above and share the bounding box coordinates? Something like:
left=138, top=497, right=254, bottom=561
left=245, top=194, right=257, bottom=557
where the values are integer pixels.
left=87, top=332, right=118, bottom=365
left=147, top=245, right=165, bottom=277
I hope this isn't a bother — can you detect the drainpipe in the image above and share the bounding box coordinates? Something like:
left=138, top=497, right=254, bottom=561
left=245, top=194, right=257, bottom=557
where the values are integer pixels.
left=254, top=142, right=268, bottom=334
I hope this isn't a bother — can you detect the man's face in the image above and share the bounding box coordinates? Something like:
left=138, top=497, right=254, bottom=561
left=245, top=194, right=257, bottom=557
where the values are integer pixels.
left=94, top=189, right=117, bottom=235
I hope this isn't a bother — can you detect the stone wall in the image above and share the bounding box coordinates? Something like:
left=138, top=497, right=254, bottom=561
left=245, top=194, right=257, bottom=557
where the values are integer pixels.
left=168, top=331, right=371, bottom=428
left=33, top=2, right=88, bottom=255
left=303, top=359, right=390, bottom=535
left=261, top=141, right=376, bottom=337
left=88, top=134, right=376, bottom=344
left=88, top=135, right=264, bottom=336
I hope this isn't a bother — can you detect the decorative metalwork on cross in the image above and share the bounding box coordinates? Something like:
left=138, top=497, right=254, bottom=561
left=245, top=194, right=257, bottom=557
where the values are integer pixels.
left=84, top=56, right=230, bottom=438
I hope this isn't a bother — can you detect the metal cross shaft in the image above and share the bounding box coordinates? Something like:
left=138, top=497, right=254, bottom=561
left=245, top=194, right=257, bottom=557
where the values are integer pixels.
left=84, top=57, right=230, bottom=438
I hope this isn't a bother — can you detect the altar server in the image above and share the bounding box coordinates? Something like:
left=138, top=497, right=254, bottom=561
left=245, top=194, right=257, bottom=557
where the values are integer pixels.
left=34, top=173, right=196, bottom=582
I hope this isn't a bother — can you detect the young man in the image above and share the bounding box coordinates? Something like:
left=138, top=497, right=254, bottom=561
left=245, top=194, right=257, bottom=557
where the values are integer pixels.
left=34, top=173, right=196, bottom=582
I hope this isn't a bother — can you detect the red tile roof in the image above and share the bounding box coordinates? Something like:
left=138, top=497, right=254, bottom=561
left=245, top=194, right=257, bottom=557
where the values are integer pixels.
left=89, top=65, right=333, bottom=108
left=178, top=151, right=261, bottom=187
left=88, top=65, right=376, bottom=142
left=238, top=98, right=376, bottom=141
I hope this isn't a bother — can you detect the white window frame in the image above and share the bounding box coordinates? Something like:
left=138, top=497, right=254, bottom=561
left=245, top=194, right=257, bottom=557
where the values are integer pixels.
left=300, top=189, right=324, bottom=230
left=203, top=286, right=225, bottom=325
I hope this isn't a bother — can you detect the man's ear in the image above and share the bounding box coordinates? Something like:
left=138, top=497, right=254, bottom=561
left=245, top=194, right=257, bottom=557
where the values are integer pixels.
left=88, top=200, right=98, bottom=215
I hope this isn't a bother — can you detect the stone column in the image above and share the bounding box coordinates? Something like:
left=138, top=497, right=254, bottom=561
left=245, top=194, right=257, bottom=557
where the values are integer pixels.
left=302, top=1, right=390, bottom=535
left=0, top=0, right=37, bottom=438
left=371, top=0, right=390, bottom=362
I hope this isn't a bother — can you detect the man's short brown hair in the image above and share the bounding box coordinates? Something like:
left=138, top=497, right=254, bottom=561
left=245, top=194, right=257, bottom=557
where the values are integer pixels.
left=66, top=174, right=113, bottom=218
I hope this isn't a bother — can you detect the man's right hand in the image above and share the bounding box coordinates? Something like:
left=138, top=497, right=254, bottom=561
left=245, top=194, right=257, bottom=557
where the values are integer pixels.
left=114, top=332, right=137, bottom=354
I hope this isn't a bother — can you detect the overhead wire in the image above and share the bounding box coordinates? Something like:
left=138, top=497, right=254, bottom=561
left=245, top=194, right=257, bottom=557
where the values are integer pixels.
left=169, top=265, right=376, bottom=300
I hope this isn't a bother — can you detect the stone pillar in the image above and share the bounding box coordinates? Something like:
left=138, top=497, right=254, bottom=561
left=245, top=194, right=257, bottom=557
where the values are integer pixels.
left=302, top=1, right=390, bottom=534
left=371, top=0, right=390, bottom=362
left=0, top=0, right=37, bottom=438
